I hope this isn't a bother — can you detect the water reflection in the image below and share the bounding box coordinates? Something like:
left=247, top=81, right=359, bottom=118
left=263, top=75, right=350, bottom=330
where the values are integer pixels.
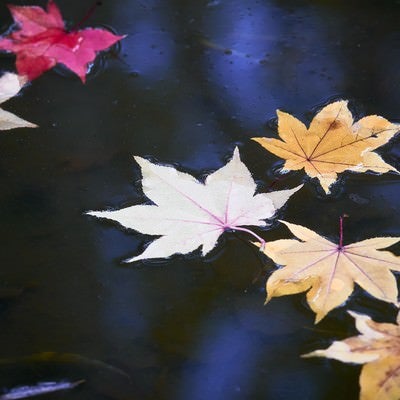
left=375, top=32, right=400, bottom=115
left=124, top=25, right=176, bottom=79
left=112, top=0, right=177, bottom=80
left=203, top=1, right=280, bottom=127
left=94, top=229, right=148, bottom=341
left=203, top=1, right=345, bottom=127
left=0, top=1, right=399, bottom=399
left=178, top=319, right=258, bottom=399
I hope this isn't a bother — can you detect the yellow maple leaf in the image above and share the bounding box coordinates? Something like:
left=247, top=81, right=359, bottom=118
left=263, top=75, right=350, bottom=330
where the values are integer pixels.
left=258, top=220, right=400, bottom=323
left=304, top=311, right=400, bottom=400
left=252, top=101, right=399, bottom=194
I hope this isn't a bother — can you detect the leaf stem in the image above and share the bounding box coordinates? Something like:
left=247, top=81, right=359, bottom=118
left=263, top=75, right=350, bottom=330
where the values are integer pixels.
left=231, top=226, right=266, bottom=251
left=71, top=1, right=102, bottom=31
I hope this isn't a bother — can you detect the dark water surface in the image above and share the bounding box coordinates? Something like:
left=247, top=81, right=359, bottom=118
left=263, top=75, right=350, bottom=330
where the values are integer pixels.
left=0, top=0, right=399, bottom=399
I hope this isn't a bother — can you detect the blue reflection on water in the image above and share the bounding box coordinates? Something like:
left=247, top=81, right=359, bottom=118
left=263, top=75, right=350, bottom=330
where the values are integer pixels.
left=112, top=2, right=176, bottom=80
left=94, top=229, right=148, bottom=343
left=178, top=319, right=259, bottom=399
left=203, top=1, right=279, bottom=127
left=126, top=24, right=176, bottom=79
left=203, top=1, right=345, bottom=127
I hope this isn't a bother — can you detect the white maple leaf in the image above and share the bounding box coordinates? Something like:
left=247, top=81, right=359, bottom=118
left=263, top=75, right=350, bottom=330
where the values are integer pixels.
left=0, top=72, right=37, bottom=130
left=87, top=148, right=302, bottom=262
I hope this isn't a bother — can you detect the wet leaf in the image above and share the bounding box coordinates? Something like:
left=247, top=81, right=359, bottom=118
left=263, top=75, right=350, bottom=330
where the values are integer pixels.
left=304, top=311, right=400, bottom=400
left=88, top=148, right=302, bottom=262
left=257, top=220, right=400, bottom=322
left=0, top=379, right=84, bottom=399
left=0, top=72, right=36, bottom=130
left=0, top=1, right=125, bottom=82
left=252, top=101, right=399, bottom=194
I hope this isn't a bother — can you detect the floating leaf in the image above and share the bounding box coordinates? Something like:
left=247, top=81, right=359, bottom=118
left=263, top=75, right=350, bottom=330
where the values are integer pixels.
left=304, top=311, right=400, bottom=400
left=257, top=219, right=400, bottom=322
left=0, top=72, right=36, bottom=130
left=0, top=1, right=125, bottom=82
left=252, top=101, right=399, bottom=193
left=88, top=148, right=302, bottom=262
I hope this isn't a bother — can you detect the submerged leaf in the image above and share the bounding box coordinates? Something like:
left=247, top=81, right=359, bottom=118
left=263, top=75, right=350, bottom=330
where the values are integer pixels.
left=0, top=72, right=36, bottom=130
left=253, top=101, right=399, bottom=193
left=0, top=380, right=84, bottom=400
left=88, top=148, right=302, bottom=262
left=258, top=220, right=400, bottom=322
left=304, top=311, right=400, bottom=400
left=0, top=352, right=137, bottom=399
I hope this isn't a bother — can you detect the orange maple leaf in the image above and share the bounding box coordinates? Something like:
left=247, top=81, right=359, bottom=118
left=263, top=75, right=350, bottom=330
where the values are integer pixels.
left=252, top=101, right=399, bottom=194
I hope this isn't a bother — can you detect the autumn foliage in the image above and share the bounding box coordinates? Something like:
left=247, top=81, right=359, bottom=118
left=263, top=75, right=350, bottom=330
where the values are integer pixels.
left=304, top=311, right=400, bottom=400
left=258, top=220, right=400, bottom=322
left=88, top=149, right=302, bottom=262
left=0, top=0, right=124, bottom=82
left=0, top=72, right=36, bottom=130
left=253, top=101, right=399, bottom=193
left=0, top=1, right=399, bottom=399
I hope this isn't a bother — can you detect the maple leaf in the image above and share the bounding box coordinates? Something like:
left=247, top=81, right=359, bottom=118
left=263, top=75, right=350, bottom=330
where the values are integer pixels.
left=0, top=72, right=36, bottom=130
left=304, top=311, right=400, bottom=400
left=87, top=148, right=302, bottom=263
left=0, top=1, right=125, bottom=82
left=257, top=219, right=400, bottom=322
left=252, top=101, right=399, bottom=194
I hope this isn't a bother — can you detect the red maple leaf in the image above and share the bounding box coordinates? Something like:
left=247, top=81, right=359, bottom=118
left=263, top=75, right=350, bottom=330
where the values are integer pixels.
left=0, top=1, right=125, bottom=82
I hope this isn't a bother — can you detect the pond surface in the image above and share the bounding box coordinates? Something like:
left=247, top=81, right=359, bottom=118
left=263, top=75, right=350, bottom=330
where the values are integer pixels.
left=0, top=0, right=399, bottom=399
